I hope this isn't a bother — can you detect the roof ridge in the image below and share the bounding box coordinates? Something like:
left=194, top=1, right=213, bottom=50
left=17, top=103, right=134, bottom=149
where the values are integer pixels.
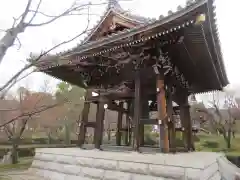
left=81, top=0, right=151, bottom=44
left=107, top=0, right=123, bottom=11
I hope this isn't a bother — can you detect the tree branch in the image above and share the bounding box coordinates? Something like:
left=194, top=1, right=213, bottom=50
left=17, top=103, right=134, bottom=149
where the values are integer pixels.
left=0, top=0, right=101, bottom=66
left=28, top=0, right=43, bottom=25
left=0, top=99, right=68, bottom=128
left=25, top=2, right=104, bottom=27
left=18, top=0, right=33, bottom=26
left=0, top=24, right=91, bottom=98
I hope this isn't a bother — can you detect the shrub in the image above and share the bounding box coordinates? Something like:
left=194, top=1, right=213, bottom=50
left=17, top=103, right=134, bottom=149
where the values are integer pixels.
left=193, top=135, right=200, bottom=142
left=0, top=144, right=76, bottom=159
left=0, top=148, right=34, bottom=159
left=175, top=138, right=184, bottom=147
left=202, top=140, right=219, bottom=149
left=18, top=148, right=35, bottom=158
left=144, top=133, right=157, bottom=146
left=227, top=155, right=240, bottom=168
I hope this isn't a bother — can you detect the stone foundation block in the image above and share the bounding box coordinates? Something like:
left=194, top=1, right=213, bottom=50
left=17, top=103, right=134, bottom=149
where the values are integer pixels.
left=11, top=148, right=240, bottom=180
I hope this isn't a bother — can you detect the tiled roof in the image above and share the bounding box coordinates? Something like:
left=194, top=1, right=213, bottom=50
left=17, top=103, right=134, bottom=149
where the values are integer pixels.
left=38, top=0, right=208, bottom=64
left=60, top=0, right=208, bottom=58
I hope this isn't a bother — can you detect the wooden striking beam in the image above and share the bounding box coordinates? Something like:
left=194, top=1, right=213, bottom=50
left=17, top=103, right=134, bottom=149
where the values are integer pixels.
left=140, top=119, right=158, bottom=125
left=156, top=74, right=169, bottom=153
left=116, top=102, right=124, bottom=146
left=88, top=96, right=129, bottom=114
left=108, top=101, right=128, bottom=114
left=85, top=122, right=96, bottom=128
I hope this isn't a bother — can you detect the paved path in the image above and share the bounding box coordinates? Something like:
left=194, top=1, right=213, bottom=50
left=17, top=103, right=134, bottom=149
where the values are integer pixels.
left=0, top=171, right=44, bottom=180
left=0, top=168, right=46, bottom=180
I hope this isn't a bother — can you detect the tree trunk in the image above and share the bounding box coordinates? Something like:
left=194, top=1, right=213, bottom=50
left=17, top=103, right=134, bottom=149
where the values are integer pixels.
left=0, top=25, right=25, bottom=65
left=64, top=123, right=70, bottom=145
left=227, top=129, right=232, bottom=149
left=11, top=140, right=19, bottom=164
left=107, top=129, right=111, bottom=143
left=47, top=131, right=51, bottom=144
left=223, top=129, right=232, bottom=149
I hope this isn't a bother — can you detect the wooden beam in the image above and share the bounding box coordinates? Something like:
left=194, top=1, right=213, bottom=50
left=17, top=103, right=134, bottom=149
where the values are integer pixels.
left=120, top=127, right=133, bottom=131
left=88, top=96, right=129, bottom=114
left=156, top=74, right=169, bottom=153
left=140, top=119, right=158, bottom=125
left=116, top=102, right=124, bottom=146
left=85, top=122, right=96, bottom=128
left=108, top=101, right=128, bottom=114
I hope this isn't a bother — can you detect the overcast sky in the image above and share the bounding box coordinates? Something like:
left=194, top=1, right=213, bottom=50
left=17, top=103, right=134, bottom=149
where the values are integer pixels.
left=0, top=0, right=238, bottom=103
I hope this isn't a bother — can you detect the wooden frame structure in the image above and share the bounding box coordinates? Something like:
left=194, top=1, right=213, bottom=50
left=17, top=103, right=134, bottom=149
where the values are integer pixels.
left=36, top=0, right=228, bottom=153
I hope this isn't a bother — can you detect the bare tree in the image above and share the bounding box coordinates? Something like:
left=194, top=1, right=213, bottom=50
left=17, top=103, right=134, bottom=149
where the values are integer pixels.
left=197, top=92, right=238, bottom=149
left=0, top=83, right=68, bottom=164
left=0, top=0, right=115, bottom=98
left=0, top=0, right=105, bottom=65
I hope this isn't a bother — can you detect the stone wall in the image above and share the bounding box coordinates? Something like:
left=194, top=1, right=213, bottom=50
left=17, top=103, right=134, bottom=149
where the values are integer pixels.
left=227, top=156, right=240, bottom=168
left=218, top=155, right=240, bottom=180
left=27, top=148, right=224, bottom=180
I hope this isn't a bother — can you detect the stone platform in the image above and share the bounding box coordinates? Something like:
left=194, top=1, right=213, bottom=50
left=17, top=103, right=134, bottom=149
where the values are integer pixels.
left=8, top=147, right=240, bottom=180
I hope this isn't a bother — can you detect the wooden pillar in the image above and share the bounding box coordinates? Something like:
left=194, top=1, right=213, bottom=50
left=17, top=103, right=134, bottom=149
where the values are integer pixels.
left=179, top=93, right=194, bottom=151
left=133, top=71, right=141, bottom=151
left=116, top=102, right=123, bottom=146
left=156, top=74, right=169, bottom=153
left=179, top=101, right=187, bottom=149
left=107, top=123, right=111, bottom=142
left=94, top=96, right=105, bottom=149
left=125, top=101, right=131, bottom=145
left=140, top=98, right=149, bottom=146
left=78, top=90, right=91, bottom=147
left=166, top=86, right=175, bottom=152
left=185, top=104, right=194, bottom=151
left=129, top=101, right=134, bottom=146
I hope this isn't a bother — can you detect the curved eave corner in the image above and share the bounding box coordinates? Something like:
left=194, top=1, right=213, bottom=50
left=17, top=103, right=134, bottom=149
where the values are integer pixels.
left=39, top=66, right=88, bottom=89
left=207, top=0, right=229, bottom=89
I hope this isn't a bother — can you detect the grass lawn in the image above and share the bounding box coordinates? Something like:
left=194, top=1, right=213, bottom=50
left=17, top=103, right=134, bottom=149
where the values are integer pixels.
left=195, top=133, right=240, bottom=156
left=0, top=157, right=33, bottom=172
left=0, top=157, right=33, bottom=180
left=0, top=144, right=76, bottom=150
